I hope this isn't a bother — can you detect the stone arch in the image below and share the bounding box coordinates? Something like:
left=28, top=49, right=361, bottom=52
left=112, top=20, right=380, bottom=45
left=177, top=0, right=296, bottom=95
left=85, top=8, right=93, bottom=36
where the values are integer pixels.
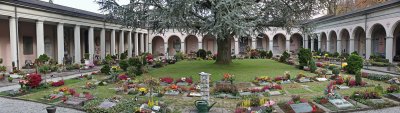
left=370, top=23, right=386, bottom=57
left=256, top=33, right=270, bottom=51
left=185, top=35, right=199, bottom=54
left=290, top=33, right=303, bottom=53
left=152, top=36, right=165, bottom=56
left=202, top=35, right=217, bottom=54
left=329, top=30, right=338, bottom=53
left=353, top=26, right=366, bottom=57
left=239, top=36, right=252, bottom=54
left=320, top=32, right=328, bottom=52
left=273, top=33, right=286, bottom=54
left=340, top=29, right=350, bottom=53
left=167, top=35, right=181, bottom=56
left=392, top=20, right=400, bottom=61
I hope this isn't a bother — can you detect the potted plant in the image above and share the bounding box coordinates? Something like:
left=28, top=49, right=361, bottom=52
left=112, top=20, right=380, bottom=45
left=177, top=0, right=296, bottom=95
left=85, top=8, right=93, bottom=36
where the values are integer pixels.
left=46, top=105, right=57, bottom=113
left=8, top=76, right=13, bottom=82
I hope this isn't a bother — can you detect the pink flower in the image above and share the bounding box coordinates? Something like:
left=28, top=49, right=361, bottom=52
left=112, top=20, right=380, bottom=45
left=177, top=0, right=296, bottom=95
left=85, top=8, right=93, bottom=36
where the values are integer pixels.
left=264, top=100, right=276, bottom=107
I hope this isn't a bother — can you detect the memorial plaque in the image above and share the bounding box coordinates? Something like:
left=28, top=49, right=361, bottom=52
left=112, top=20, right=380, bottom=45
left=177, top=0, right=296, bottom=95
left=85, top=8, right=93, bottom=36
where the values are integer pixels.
left=98, top=101, right=116, bottom=109
left=337, top=85, right=350, bottom=90
left=164, top=90, right=179, bottom=96
left=65, top=97, right=87, bottom=106
left=329, top=99, right=354, bottom=109
left=369, top=99, right=386, bottom=104
left=290, top=103, right=312, bottom=113
left=269, top=91, right=282, bottom=96
left=389, top=93, right=400, bottom=100
left=316, top=78, right=328, bottom=82
left=239, top=92, right=252, bottom=96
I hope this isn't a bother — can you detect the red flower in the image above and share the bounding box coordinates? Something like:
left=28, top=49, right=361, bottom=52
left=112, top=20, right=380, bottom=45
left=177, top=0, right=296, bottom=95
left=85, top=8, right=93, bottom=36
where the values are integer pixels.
left=51, top=80, right=65, bottom=87
left=26, top=73, right=42, bottom=88
left=262, top=85, right=271, bottom=91
left=160, top=77, right=174, bottom=84
left=273, top=84, right=283, bottom=90
left=335, top=77, right=344, bottom=85
left=274, top=76, right=283, bottom=81
left=118, top=74, right=128, bottom=80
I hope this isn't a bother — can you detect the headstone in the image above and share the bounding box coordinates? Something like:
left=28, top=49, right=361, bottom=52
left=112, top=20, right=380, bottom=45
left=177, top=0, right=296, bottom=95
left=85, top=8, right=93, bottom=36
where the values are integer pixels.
left=259, top=82, right=271, bottom=86
left=328, top=99, right=354, bottom=109
left=176, top=82, right=189, bottom=86
left=290, top=103, right=313, bottom=113
left=337, top=85, right=350, bottom=90
left=369, top=99, right=386, bottom=104
left=389, top=93, right=400, bottom=100
left=98, top=100, right=116, bottom=109
left=299, top=77, right=311, bottom=83
left=152, top=106, right=161, bottom=111
left=64, top=97, right=87, bottom=106
left=239, top=92, right=252, bottom=96
left=9, top=74, right=22, bottom=79
left=269, top=91, right=282, bottom=96
left=326, top=71, right=333, bottom=75
left=164, top=90, right=179, bottom=96
left=188, top=92, right=202, bottom=97
left=316, top=78, right=328, bottom=82
left=281, top=80, right=292, bottom=84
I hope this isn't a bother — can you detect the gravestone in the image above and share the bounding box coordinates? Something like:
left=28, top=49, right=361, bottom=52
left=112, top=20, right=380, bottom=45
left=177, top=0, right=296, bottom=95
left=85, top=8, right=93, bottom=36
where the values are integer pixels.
left=337, top=85, right=350, bottom=90
left=329, top=99, right=354, bottom=109
left=64, top=97, right=87, bottom=106
left=298, top=77, right=311, bottom=83
left=281, top=80, right=292, bottom=84
left=269, top=91, right=282, bottom=96
left=164, top=90, right=179, bottom=96
left=290, top=103, right=312, bottom=113
left=98, top=100, right=116, bottom=109
left=188, top=92, right=202, bottom=97
left=369, top=99, right=386, bottom=104
left=316, top=78, right=328, bottom=82
left=259, top=82, right=271, bottom=86
left=239, top=92, right=252, bottom=96
left=389, top=93, right=400, bottom=100
left=176, top=82, right=189, bottom=86
left=199, top=72, right=211, bottom=101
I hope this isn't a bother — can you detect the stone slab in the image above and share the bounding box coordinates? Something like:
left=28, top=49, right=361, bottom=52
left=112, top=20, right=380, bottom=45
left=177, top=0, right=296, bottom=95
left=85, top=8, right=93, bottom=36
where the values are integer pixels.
left=269, top=91, right=282, bottom=96
left=290, top=103, right=312, bottom=113
left=337, top=85, right=350, bottom=90
left=98, top=101, right=116, bottom=109
left=64, top=97, right=87, bottom=106
left=389, top=93, right=400, bottom=100
left=316, top=78, right=328, bottom=82
left=369, top=99, right=386, bottom=104
left=329, top=99, right=354, bottom=109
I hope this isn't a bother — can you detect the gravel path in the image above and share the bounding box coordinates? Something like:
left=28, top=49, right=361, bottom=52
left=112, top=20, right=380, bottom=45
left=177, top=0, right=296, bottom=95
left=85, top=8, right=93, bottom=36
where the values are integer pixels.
left=0, top=97, right=85, bottom=113
left=350, top=106, right=400, bottom=113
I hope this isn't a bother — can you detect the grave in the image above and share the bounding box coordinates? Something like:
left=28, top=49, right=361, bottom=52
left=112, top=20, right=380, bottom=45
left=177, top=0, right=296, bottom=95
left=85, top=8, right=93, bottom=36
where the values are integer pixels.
left=389, top=93, right=400, bottom=100
left=298, top=77, right=311, bottom=83
left=188, top=92, right=202, bottom=97
left=337, top=85, right=350, bottom=90
left=258, top=82, right=271, bottom=86
left=176, top=82, right=189, bottom=86
left=98, top=100, right=117, bottom=109
left=64, top=97, right=87, bottom=106
left=328, top=99, right=354, bottom=109
left=164, top=90, right=179, bottom=96
left=326, top=71, right=333, bottom=75
left=269, top=91, right=282, bottom=96
left=369, top=99, right=386, bottom=104
left=290, top=103, right=312, bottom=113
left=281, top=80, right=292, bottom=84
left=316, top=78, right=328, bottom=82
left=239, top=92, right=252, bottom=96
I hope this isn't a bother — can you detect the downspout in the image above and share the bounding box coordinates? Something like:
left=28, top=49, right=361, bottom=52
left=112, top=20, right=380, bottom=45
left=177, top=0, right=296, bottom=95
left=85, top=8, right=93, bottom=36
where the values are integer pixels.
left=14, top=5, right=20, bottom=69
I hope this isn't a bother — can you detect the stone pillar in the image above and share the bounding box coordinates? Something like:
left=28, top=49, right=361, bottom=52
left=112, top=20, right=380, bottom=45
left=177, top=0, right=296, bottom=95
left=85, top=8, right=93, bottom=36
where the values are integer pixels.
left=181, top=41, right=185, bottom=53
left=327, top=39, right=330, bottom=52
left=386, top=37, right=393, bottom=62
left=164, top=42, right=168, bottom=56
left=9, top=17, right=18, bottom=68
left=269, top=40, right=273, bottom=52
left=304, top=39, right=308, bottom=49
left=36, top=20, right=45, bottom=57
left=111, top=29, right=116, bottom=56
left=140, top=33, right=145, bottom=53
left=148, top=43, right=152, bottom=54
left=198, top=41, right=203, bottom=49
left=311, top=39, right=314, bottom=51
left=88, top=27, right=94, bottom=62
left=349, top=38, right=355, bottom=54
left=119, top=30, right=125, bottom=54
left=145, top=34, right=149, bottom=52
left=57, top=23, right=64, bottom=64
left=128, top=31, right=133, bottom=57
left=286, top=40, right=290, bottom=52
left=74, top=25, right=81, bottom=64
left=234, top=38, right=239, bottom=55
left=134, top=32, right=139, bottom=56
left=251, top=38, right=256, bottom=49
left=318, top=36, right=321, bottom=51
left=337, top=40, right=341, bottom=53
left=100, top=28, right=106, bottom=59
left=366, top=37, right=372, bottom=59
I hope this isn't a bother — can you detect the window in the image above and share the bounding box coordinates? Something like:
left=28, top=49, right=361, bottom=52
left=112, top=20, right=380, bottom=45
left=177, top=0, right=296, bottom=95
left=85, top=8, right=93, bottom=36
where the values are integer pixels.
left=23, top=36, right=33, bottom=55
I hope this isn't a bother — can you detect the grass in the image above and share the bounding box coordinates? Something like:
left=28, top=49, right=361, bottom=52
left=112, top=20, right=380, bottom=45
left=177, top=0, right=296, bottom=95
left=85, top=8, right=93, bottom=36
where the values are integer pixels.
left=144, top=59, right=315, bottom=82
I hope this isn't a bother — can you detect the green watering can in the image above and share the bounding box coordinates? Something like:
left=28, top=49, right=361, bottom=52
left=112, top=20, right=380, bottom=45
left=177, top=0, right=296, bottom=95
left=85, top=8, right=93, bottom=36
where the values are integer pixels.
left=194, top=100, right=216, bottom=113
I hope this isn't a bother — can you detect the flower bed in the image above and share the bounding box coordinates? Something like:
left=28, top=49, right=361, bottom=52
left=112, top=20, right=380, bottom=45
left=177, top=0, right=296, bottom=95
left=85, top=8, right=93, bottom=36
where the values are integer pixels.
left=278, top=95, right=325, bottom=113
left=351, top=90, right=397, bottom=108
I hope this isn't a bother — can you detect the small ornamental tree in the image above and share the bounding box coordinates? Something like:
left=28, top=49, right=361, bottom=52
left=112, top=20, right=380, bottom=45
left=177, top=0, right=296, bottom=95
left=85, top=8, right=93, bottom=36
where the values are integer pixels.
left=101, top=64, right=111, bottom=74
left=346, top=54, right=363, bottom=74
left=355, top=71, right=362, bottom=86
left=197, top=49, right=207, bottom=59
left=298, top=48, right=312, bottom=69
left=280, top=51, right=290, bottom=62
left=266, top=51, right=273, bottom=59
left=309, top=59, right=317, bottom=73
left=119, top=60, right=129, bottom=71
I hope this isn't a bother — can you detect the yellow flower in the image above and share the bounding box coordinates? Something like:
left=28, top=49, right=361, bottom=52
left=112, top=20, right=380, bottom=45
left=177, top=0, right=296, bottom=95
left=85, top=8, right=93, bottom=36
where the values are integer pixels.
left=139, top=87, right=147, bottom=93
left=342, top=63, right=348, bottom=67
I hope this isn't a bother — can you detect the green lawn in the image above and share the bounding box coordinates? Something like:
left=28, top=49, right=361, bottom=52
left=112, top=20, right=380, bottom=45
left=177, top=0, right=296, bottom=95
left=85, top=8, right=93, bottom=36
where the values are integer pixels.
left=144, top=59, right=316, bottom=82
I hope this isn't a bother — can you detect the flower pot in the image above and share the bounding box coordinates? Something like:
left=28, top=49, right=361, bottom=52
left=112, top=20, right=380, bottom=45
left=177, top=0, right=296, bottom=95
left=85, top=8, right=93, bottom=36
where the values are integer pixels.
left=46, top=106, right=56, bottom=113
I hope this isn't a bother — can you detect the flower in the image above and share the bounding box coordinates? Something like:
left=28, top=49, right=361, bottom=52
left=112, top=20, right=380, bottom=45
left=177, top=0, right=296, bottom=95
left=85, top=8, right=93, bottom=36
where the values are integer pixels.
left=139, top=87, right=147, bottom=93
left=264, top=100, right=276, bottom=107
left=342, top=63, right=348, bottom=68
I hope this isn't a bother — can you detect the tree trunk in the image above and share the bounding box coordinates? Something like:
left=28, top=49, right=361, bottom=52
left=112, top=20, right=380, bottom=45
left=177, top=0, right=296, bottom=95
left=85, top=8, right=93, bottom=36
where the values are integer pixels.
left=215, top=37, right=232, bottom=64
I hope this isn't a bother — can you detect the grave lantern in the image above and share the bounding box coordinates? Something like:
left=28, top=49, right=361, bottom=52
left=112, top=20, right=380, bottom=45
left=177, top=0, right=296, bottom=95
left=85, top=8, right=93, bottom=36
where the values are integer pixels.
left=199, top=72, right=210, bottom=102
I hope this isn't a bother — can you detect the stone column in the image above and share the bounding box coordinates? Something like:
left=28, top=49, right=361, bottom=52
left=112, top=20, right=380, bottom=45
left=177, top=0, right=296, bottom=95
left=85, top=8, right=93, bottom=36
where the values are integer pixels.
left=74, top=25, right=81, bottom=64
left=111, top=29, right=116, bottom=56
left=128, top=31, right=133, bottom=57
left=327, top=39, right=330, bottom=52
left=311, top=39, right=314, bottom=51
left=100, top=28, right=106, bottom=59
left=386, top=36, right=393, bottom=62
left=134, top=32, right=139, bottom=56
left=36, top=20, right=45, bottom=57
left=181, top=41, right=185, bottom=53
left=318, top=36, right=321, bottom=51
left=140, top=33, right=145, bottom=53
left=88, top=27, right=94, bottom=62
left=234, top=38, right=239, bottom=55
left=164, top=42, right=168, bottom=56
left=269, top=39, right=273, bottom=52
left=304, top=39, right=308, bottom=49
left=286, top=40, right=290, bottom=52
left=251, top=38, right=256, bottom=49
left=337, top=40, right=341, bottom=53
left=119, top=30, right=125, bottom=54
left=349, top=38, right=355, bottom=54
left=366, top=37, right=372, bottom=59
left=57, top=23, right=64, bottom=64
left=145, top=34, right=149, bottom=52
left=9, top=17, right=18, bottom=68
left=148, top=43, right=152, bottom=54
left=198, top=41, right=203, bottom=49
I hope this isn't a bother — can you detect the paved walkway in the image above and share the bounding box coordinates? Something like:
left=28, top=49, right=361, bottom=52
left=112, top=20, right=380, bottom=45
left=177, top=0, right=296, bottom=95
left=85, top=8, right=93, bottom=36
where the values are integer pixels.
left=0, top=97, right=85, bottom=113
left=350, top=106, right=400, bottom=113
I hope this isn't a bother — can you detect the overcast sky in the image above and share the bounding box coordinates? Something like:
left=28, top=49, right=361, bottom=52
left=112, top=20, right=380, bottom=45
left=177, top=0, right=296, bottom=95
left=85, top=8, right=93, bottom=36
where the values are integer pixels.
left=40, top=0, right=325, bottom=18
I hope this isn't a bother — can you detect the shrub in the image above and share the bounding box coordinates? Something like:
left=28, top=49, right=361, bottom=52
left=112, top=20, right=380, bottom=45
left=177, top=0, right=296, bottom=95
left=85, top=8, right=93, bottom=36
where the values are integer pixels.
left=279, top=51, right=290, bottom=62
left=370, top=61, right=390, bottom=67
left=332, top=68, right=340, bottom=75
left=100, top=64, right=111, bottom=74
left=197, top=49, right=207, bottom=59
left=366, top=73, right=393, bottom=81
left=387, top=85, right=399, bottom=93
left=259, top=50, right=267, bottom=58
left=346, top=54, right=363, bottom=74
left=266, top=51, right=273, bottom=59
left=298, top=48, right=312, bottom=69
left=250, top=49, right=259, bottom=59
left=119, top=51, right=128, bottom=60
left=84, top=53, right=90, bottom=60
left=309, top=59, right=317, bottom=73
left=118, top=60, right=129, bottom=71
left=332, top=52, right=340, bottom=58
left=27, top=73, right=42, bottom=88
left=37, top=54, right=50, bottom=64
left=355, top=71, right=362, bottom=85
left=174, top=51, right=184, bottom=61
